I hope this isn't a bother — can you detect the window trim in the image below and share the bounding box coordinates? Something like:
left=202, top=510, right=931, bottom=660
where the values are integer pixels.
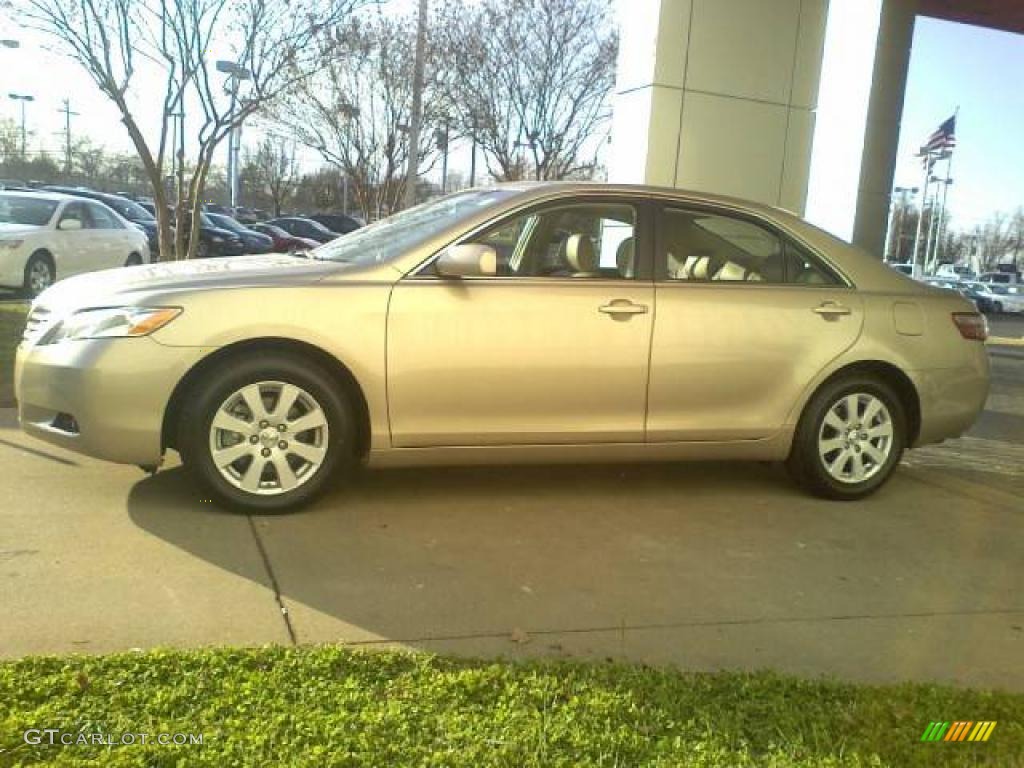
left=407, top=196, right=656, bottom=283
left=653, top=201, right=853, bottom=289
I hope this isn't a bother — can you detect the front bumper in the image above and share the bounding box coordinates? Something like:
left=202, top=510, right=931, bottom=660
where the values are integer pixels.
left=15, top=336, right=211, bottom=466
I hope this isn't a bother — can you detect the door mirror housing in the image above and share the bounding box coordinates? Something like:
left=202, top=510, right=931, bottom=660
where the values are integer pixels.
left=57, top=218, right=83, bottom=231
left=435, top=244, right=497, bottom=278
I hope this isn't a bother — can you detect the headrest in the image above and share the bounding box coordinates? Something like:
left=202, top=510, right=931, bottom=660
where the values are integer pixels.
left=796, top=267, right=828, bottom=284
left=616, top=237, right=635, bottom=278
left=715, top=260, right=747, bottom=282
left=565, top=234, right=598, bottom=273
left=690, top=255, right=712, bottom=280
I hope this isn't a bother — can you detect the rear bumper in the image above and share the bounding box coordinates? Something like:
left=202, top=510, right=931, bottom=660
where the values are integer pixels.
left=911, top=347, right=990, bottom=447
left=15, top=337, right=211, bottom=465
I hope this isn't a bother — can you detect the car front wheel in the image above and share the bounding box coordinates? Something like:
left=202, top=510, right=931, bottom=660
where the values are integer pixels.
left=787, top=375, right=906, bottom=500
left=179, top=354, right=355, bottom=513
left=23, top=253, right=55, bottom=298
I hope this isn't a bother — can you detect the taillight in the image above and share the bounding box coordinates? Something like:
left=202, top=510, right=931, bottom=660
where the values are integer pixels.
left=952, top=312, right=988, bottom=341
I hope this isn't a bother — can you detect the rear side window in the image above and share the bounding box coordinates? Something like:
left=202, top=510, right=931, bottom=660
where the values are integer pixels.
left=87, top=203, right=124, bottom=230
left=660, top=207, right=840, bottom=285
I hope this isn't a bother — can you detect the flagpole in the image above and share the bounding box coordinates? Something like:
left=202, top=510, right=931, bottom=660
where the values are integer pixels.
left=932, top=107, right=958, bottom=269
left=924, top=174, right=940, bottom=273
left=911, top=153, right=931, bottom=278
left=933, top=154, right=953, bottom=267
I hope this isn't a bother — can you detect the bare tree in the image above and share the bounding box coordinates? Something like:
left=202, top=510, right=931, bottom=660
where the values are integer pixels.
left=243, top=137, right=298, bottom=217
left=272, top=12, right=441, bottom=219
left=436, top=0, right=617, bottom=182
left=18, top=0, right=362, bottom=259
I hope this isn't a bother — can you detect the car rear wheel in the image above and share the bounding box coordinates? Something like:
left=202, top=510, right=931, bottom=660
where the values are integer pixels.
left=787, top=375, right=906, bottom=500
left=125, top=253, right=143, bottom=267
left=22, top=253, right=55, bottom=298
left=179, top=354, right=355, bottom=513
left=196, top=240, right=210, bottom=258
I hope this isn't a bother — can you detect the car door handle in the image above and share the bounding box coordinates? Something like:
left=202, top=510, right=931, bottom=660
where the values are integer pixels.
left=812, top=302, right=851, bottom=317
left=599, top=301, right=648, bottom=316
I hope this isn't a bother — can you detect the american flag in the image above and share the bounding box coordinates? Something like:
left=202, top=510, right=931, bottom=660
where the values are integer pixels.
left=922, top=114, right=957, bottom=154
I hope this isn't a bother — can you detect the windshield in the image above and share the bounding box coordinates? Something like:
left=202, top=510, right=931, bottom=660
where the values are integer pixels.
left=313, top=189, right=518, bottom=264
left=209, top=213, right=245, bottom=233
left=105, top=197, right=154, bottom=222
left=0, top=195, right=59, bottom=226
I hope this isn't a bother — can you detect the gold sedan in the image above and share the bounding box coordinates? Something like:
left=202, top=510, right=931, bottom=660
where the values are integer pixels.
left=15, top=183, right=990, bottom=512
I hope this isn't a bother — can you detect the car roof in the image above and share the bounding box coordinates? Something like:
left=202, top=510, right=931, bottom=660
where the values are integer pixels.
left=0, top=189, right=81, bottom=203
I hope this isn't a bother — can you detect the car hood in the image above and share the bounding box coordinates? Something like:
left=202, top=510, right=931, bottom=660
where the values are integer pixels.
left=34, top=254, right=346, bottom=314
left=0, top=222, right=42, bottom=236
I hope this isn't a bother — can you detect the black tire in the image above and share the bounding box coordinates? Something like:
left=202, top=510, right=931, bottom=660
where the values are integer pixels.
left=125, top=253, right=143, bottom=267
left=994, top=302, right=1003, bottom=314
left=786, top=375, right=906, bottom=500
left=22, top=252, right=55, bottom=298
left=178, top=353, right=356, bottom=513
left=196, top=239, right=210, bottom=258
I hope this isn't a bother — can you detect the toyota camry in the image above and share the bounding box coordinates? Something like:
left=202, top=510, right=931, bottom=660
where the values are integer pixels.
left=15, top=183, right=990, bottom=512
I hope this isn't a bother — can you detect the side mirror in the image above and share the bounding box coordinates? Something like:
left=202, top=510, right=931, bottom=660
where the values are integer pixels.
left=435, top=243, right=497, bottom=278
left=58, top=218, right=83, bottom=231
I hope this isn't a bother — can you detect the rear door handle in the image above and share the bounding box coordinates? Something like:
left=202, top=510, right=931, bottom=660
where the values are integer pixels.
left=812, top=302, right=851, bottom=317
left=599, top=301, right=648, bottom=316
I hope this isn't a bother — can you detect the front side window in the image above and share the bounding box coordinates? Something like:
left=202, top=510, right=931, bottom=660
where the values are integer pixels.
left=87, top=203, right=124, bottom=230
left=58, top=203, right=91, bottom=230
left=466, top=203, right=637, bottom=279
left=661, top=208, right=839, bottom=285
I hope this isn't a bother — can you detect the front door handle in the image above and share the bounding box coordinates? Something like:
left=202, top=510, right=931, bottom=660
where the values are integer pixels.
left=599, top=301, right=648, bottom=316
left=812, top=302, right=851, bottom=317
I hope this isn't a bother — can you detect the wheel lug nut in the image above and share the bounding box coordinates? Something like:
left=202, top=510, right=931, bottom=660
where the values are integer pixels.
left=277, top=424, right=287, bottom=432
left=259, top=420, right=269, bottom=428
left=249, top=435, right=259, bottom=444
left=278, top=441, right=288, bottom=450
left=261, top=448, right=271, bottom=457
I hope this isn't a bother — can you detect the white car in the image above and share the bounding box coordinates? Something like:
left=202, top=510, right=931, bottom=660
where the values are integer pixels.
left=983, top=283, right=1024, bottom=314
left=0, top=191, right=150, bottom=297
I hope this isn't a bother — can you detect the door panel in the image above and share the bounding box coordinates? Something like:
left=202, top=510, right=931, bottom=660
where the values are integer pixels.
left=387, top=279, right=654, bottom=446
left=647, top=284, right=863, bottom=441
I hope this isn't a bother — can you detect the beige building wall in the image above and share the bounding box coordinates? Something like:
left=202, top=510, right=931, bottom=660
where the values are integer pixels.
left=609, top=0, right=830, bottom=215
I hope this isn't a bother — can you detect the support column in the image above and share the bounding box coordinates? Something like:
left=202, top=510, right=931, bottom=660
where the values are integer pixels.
left=609, top=0, right=829, bottom=215
left=851, top=0, right=918, bottom=257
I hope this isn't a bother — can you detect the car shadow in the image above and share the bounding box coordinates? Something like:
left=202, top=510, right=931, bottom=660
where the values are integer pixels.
left=126, top=459, right=803, bottom=642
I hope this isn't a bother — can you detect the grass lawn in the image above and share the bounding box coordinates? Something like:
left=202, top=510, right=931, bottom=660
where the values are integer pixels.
left=0, top=302, right=29, bottom=407
left=0, top=647, right=1020, bottom=767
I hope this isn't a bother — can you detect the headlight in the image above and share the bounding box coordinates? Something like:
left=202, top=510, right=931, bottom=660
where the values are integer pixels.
left=40, top=307, right=182, bottom=344
left=0, top=239, right=24, bottom=250
left=210, top=236, right=224, bottom=243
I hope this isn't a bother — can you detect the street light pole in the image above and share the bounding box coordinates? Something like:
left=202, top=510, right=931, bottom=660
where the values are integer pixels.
left=8, top=93, right=34, bottom=159
left=403, top=0, right=429, bottom=209
left=216, top=60, right=251, bottom=210
left=58, top=98, right=80, bottom=175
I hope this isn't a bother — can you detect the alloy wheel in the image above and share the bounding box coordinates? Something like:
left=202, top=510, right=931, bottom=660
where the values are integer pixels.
left=817, top=392, right=894, bottom=484
left=29, top=260, right=53, bottom=295
left=208, top=381, right=330, bottom=496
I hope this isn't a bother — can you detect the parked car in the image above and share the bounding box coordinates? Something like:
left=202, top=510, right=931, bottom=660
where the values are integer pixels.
left=308, top=212, right=362, bottom=235
left=15, top=183, right=989, bottom=512
left=42, top=186, right=171, bottom=258
left=206, top=213, right=274, bottom=254
left=924, top=278, right=996, bottom=314
left=267, top=216, right=341, bottom=244
left=0, top=190, right=149, bottom=296
left=249, top=222, right=320, bottom=253
left=133, top=204, right=245, bottom=258
left=978, top=270, right=1020, bottom=285
left=982, top=283, right=1024, bottom=314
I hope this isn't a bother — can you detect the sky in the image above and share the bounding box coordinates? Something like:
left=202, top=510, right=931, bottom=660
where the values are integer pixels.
left=1, top=3, right=1023, bottom=232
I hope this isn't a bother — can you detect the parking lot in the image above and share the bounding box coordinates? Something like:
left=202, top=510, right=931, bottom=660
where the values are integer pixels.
left=1, top=344, right=1022, bottom=690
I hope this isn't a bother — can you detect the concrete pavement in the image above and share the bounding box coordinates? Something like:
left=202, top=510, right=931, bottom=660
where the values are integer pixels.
left=1, top=355, right=1022, bottom=691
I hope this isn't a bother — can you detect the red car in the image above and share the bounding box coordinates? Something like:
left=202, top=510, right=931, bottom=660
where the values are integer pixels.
left=249, top=222, right=320, bottom=253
